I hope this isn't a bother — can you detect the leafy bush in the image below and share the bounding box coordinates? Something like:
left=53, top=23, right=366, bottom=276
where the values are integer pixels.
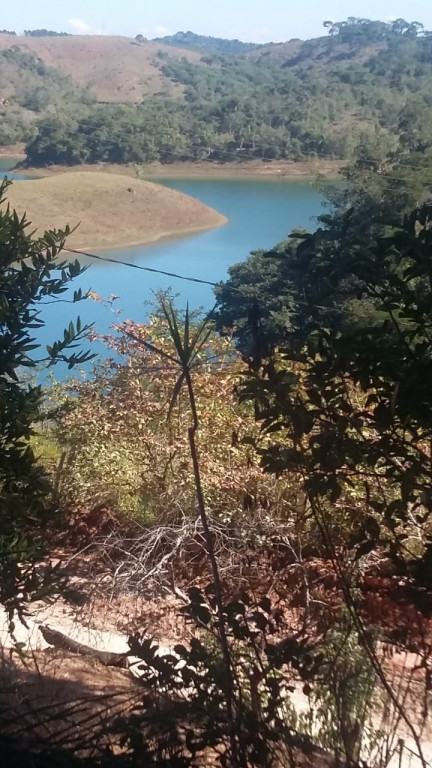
left=113, top=585, right=320, bottom=767
left=0, top=178, right=94, bottom=613
left=51, top=306, right=314, bottom=589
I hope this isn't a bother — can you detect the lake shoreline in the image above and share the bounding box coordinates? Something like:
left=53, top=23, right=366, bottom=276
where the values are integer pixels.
left=24, top=177, right=324, bottom=359
left=71, top=218, right=229, bottom=255
left=10, top=157, right=342, bottom=181
left=0, top=145, right=27, bottom=158
left=4, top=172, right=228, bottom=252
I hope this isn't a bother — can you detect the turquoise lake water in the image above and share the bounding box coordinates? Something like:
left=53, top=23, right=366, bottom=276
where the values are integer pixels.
left=0, top=158, right=325, bottom=365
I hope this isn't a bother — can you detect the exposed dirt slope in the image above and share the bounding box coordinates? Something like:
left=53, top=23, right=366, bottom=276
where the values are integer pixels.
left=5, top=172, right=227, bottom=249
left=0, top=34, right=202, bottom=102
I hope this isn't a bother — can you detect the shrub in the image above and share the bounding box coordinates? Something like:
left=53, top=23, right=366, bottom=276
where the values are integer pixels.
left=0, top=178, right=94, bottom=614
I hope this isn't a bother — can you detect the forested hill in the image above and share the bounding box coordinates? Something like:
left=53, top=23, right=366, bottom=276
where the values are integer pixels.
left=152, top=30, right=263, bottom=53
left=2, top=18, right=432, bottom=168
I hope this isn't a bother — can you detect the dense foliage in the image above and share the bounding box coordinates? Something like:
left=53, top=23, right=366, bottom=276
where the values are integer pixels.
left=205, top=159, right=432, bottom=764
left=323, top=17, right=426, bottom=41
left=31, top=287, right=430, bottom=766
left=43, top=297, right=399, bottom=766
left=51, top=309, right=311, bottom=589
left=23, top=29, right=70, bottom=37
left=216, top=175, right=432, bottom=605
left=0, top=179, right=93, bottom=614
left=153, top=30, right=263, bottom=53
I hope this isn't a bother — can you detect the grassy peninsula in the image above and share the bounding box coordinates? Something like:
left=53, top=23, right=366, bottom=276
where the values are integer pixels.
left=5, top=172, right=227, bottom=249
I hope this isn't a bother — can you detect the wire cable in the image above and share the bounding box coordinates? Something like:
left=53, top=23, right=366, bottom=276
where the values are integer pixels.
left=64, top=247, right=219, bottom=287
left=64, top=246, right=430, bottom=323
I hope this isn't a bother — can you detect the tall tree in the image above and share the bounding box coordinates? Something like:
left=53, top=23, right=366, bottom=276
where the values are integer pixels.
left=217, top=198, right=432, bottom=598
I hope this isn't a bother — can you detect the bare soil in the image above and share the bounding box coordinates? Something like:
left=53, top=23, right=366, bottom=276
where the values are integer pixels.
left=0, top=143, right=26, bottom=157
left=1, top=500, right=431, bottom=768
left=0, top=34, right=202, bottom=102
left=21, top=158, right=343, bottom=180
left=136, top=158, right=343, bottom=179
left=5, top=171, right=227, bottom=250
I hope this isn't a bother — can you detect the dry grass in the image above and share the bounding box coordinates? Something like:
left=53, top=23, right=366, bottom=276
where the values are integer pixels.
left=0, top=143, right=26, bottom=157
left=5, top=171, right=227, bottom=250
left=22, top=158, right=343, bottom=181
left=135, top=158, right=344, bottom=179
left=0, top=34, right=202, bottom=102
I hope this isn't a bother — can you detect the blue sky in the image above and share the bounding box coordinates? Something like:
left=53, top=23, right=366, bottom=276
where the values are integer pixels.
left=3, top=0, right=432, bottom=43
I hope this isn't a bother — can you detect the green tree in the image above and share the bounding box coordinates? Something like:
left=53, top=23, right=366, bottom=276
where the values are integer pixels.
left=214, top=239, right=301, bottom=362
left=26, top=118, right=89, bottom=165
left=216, top=183, right=432, bottom=765
left=218, top=200, right=432, bottom=594
left=0, top=179, right=94, bottom=617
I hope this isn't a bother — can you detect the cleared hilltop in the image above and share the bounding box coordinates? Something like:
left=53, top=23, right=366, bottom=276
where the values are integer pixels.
left=0, top=34, right=201, bottom=104
left=5, top=172, right=227, bottom=249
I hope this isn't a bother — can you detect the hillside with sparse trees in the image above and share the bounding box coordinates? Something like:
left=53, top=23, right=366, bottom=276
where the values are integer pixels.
left=1, top=18, right=432, bottom=170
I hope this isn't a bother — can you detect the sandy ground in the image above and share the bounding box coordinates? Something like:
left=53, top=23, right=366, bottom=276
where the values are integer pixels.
left=4, top=171, right=228, bottom=250
left=1, top=598, right=430, bottom=768
left=0, top=144, right=26, bottom=158
left=18, top=158, right=343, bottom=180
left=136, top=158, right=343, bottom=179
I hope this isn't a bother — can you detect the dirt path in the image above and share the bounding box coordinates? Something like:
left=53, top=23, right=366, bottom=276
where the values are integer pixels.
left=1, top=595, right=430, bottom=768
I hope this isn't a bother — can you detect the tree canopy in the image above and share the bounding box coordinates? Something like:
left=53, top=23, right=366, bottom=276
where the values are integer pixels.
left=215, top=158, right=432, bottom=601
left=24, top=29, right=70, bottom=37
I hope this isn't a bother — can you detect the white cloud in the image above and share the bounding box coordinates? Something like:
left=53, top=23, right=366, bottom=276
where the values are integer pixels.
left=154, top=25, right=171, bottom=37
left=68, top=18, right=91, bottom=34
left=137, top=25, right=172, bottom=39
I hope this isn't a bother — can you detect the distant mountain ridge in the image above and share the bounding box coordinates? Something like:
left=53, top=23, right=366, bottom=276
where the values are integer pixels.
left=152, top=30, right=265, bottom=53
